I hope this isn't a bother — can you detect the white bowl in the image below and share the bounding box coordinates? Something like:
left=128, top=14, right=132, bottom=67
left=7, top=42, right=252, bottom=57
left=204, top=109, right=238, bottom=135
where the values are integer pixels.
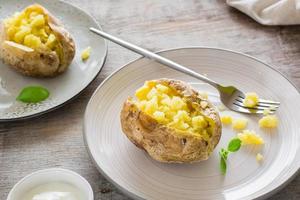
left=7, top=168, right=93, bottom=200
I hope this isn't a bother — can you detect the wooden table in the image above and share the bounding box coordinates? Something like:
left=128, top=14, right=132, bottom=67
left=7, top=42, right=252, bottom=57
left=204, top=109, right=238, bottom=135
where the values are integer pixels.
left=1, top=0, right=299, bottom=199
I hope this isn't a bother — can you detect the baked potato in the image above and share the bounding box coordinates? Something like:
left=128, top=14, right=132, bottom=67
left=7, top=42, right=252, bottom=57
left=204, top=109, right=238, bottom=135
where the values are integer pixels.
left=120, top=79, right=222, bottom=163
left=0, top=4, right=75, bottom=77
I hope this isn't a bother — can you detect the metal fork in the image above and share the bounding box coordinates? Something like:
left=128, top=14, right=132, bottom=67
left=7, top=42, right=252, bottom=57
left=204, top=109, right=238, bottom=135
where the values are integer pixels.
left=90, top=28, right=280, bottom=114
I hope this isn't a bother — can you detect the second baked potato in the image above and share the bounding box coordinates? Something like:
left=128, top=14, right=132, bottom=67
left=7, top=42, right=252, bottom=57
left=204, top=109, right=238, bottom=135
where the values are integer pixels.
left=0, top=4, right=75, bottom=77
left=120, top=79, right=222, bottom=163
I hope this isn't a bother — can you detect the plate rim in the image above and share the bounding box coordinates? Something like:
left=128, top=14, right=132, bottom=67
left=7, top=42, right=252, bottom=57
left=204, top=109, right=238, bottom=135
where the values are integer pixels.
left=0, top=0, right=108, bottom=122
left=83, top=46, right=300, bottom=200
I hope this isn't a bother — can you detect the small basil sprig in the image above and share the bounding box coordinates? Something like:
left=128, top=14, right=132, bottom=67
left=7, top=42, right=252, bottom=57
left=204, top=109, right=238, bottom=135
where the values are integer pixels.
left=219, top=138, right=242, bottom=174
left=16, top=86, right=49, bottom=103
left=219, top=148, right=228, bottom=174
left=227, top=138, right=242, bottom=152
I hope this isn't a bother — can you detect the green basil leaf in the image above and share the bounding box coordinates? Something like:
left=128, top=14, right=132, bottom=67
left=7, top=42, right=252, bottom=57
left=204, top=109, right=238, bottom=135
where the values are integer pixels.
left=16, top=86, right=49, bottom=103
left=227, top=138, right=242, bottom=152
left=220, top=155, right=227, bottom=174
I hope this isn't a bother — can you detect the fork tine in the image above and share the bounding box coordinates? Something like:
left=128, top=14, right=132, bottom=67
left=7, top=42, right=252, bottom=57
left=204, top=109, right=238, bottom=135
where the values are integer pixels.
left=235, top=98, right=279, bottom=109
left=233, top=101, right=278, bottom=112
left=257, top=102, right=279, bottom=107
left=238, top=94, right=280, bottom=105
left=238, top=95, right=280, bottom=107
left=259, top=98, right=280, bottom=105
left=230, top=104, right=275, bottom=114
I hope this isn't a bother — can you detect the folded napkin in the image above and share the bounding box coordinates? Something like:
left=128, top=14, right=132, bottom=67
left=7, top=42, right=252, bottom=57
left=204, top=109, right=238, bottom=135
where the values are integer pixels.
left=226, top=0, right=300, bottom=25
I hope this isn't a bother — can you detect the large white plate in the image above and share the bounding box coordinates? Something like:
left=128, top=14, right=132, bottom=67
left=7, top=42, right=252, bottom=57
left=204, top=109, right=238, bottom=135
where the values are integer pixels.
left=84, top=47, right=300, bottom=200
left=0, top=0, right=107, bottom=121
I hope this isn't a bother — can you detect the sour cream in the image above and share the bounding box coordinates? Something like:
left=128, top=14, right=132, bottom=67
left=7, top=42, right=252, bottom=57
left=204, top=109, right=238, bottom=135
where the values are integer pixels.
left=22, top=182, right=85, bottom=200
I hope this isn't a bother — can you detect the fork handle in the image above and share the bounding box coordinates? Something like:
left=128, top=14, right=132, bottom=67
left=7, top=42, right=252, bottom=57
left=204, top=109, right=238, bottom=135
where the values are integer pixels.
left=90, top=28, right=220, bottom=88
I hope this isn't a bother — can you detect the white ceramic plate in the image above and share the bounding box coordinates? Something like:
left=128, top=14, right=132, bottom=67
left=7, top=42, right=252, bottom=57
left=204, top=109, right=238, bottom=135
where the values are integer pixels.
left=84, top=47, right=300, bottom=200
left=0, top=0, right=107, bottom=121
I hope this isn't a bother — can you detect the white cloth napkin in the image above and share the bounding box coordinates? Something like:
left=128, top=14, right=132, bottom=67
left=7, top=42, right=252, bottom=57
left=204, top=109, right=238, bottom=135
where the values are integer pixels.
left=226, top=0, right=300, bottom=25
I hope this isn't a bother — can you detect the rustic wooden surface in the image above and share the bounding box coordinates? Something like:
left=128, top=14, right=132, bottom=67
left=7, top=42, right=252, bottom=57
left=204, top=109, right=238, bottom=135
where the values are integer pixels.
left=1, top=0, right=300, bottom=199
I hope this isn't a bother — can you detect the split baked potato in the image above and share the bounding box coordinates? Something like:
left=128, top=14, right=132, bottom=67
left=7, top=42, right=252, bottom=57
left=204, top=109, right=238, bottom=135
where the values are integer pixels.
left=0, top=4, right=75, bottom=77
left=120, top=79, right=222, bottom=163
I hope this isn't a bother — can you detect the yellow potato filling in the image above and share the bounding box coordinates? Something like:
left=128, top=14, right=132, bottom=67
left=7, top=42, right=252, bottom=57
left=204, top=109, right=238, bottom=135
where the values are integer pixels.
left=3, top=6, right=61, bottom=55
left=134, top=81, right=214, bottom=139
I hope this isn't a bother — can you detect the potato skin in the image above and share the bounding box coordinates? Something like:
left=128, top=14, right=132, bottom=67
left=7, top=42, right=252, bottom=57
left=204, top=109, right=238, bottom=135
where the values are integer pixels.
left=120, top=79, right=222, bottom=163
left=0, top=4, right=75, bottom=77
left=44, top=4, right=75, bottom=74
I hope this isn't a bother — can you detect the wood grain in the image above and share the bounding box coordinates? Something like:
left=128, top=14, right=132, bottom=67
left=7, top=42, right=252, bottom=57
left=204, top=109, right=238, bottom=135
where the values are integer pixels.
left=1, top=0, right=300, bottom=199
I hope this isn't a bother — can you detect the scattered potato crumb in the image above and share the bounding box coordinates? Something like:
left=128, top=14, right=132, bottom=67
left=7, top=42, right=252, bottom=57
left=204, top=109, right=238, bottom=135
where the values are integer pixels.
left=259, top=115, right=278, bottom=128
left=256, top=153, right=264, bottom=162
left=81, top=46, right=91, bottom=61
left=217, top=104, right=226, bottom=112
left=221, top=115, right=232, bottom=125
left=263, top=105, right=276, bottom=115
left=263, top=108, right=270, bottom=115
left=243, top=92, right=259, bottom=108
left=232, top=118, right=248, bottom=130
left=237, top=130, right=264, bottom=145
